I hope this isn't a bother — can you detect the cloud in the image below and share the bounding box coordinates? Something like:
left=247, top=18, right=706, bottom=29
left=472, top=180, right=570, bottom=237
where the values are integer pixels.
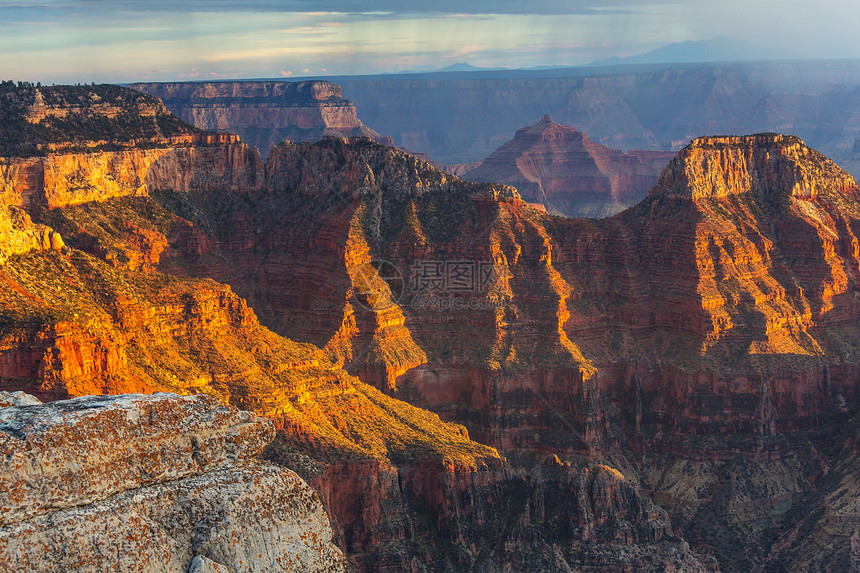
left=0, top=0, right=648, bottom=17
left=1, top=0, right=857, bottom=83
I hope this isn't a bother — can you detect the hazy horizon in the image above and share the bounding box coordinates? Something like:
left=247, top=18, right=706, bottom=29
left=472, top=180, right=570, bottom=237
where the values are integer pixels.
left=2, top=0, right=859, bottom=84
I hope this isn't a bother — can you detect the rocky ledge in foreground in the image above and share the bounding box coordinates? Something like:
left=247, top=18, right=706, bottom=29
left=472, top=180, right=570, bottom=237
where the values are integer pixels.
left=0, top=391, right=345, bottom=573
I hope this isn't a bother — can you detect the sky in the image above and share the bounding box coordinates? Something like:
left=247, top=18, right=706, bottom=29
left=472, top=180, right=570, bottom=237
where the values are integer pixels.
left=1, top=0, right=859, bottom=84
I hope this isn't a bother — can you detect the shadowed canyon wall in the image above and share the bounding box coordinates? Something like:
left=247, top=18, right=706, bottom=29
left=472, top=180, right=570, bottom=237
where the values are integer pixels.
left=134, top=133, right=860, bottom=570
left=149, top=134, right=860, bottom=446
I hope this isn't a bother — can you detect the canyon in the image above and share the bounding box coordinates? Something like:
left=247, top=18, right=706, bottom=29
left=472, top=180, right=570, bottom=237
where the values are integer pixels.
left=0, top=83, right=712, bottom=571
left=145, top=131, right=860, bottom=570
left=131, top=61, right=860, bottom=187
left=2, top=81, right=860, bottom=571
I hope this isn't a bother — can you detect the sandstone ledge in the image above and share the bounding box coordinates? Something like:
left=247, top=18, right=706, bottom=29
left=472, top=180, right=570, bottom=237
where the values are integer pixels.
left=0, top=392, right=274, bottom=526
left=0, top=463, right=345, bottom=573
left=0, top=392, right=345, bottom=572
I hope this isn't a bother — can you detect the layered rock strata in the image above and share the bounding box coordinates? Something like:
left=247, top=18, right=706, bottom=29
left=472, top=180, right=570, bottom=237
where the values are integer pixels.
left=0, top=172, right=706, bottom=572
left=3, top=81, right=860, bottom=570
left=136, top=133, right=860, bottom=569
left=154, top=134, right=860, bottom=446
left=334, top=60, right=860, bottom=177
left=0, top=139, right=263, bottom=209
left=130, top=81, right=390, bottom=159
left=0, top=85, right=717, bottom=569
left=464, top=115, right=674, bottom=217
left=0, top=82, right=201, bottom=157
left=267, top=445, right=715, bottom=572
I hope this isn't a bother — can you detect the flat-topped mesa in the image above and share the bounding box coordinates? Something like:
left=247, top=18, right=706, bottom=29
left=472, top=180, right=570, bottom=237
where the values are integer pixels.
left=130, top=80, right=391, bottom=158
left=0, top=82, right=203, bottom=156
left=133, top=80, right=347, bottom=104
left=267, top=137, right=520, bottom=203
left=0, top=82, right=264, bottom=209
left=651, top=133, right=859, bottom=201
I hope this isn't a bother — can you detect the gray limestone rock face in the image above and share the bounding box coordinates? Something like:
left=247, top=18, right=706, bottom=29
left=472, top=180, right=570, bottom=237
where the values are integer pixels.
left=0, top=392, right=345, bottom=573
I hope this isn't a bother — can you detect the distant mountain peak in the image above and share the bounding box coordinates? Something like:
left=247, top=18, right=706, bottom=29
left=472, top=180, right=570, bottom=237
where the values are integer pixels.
left=437, top=62, right=483, bottom=72
left=589, top=36, right=783, bottom=67
left=515, top=115, right=590, bottom=146
left=432, top=62, right=509, bottom=73
left=465, top=118, right=673, bottom=217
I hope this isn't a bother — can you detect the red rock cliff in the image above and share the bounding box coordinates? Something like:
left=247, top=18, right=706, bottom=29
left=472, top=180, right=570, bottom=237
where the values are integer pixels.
left=0, top=128, right=718, bottom=570
left=152, top=135, right=860, bottom=449
left=0, top=139, right=263, bottom=209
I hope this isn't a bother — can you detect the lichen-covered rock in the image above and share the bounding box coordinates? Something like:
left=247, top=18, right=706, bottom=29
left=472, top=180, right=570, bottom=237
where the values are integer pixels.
left=0, top=392, right=345, bottom=572
left=0, top=390, right=41, bottom=407
left=0, top=464, right=345, bottom=573
left=187, top=556, right=230, bottom=573
left=0, top=392, right=273, bottom=526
